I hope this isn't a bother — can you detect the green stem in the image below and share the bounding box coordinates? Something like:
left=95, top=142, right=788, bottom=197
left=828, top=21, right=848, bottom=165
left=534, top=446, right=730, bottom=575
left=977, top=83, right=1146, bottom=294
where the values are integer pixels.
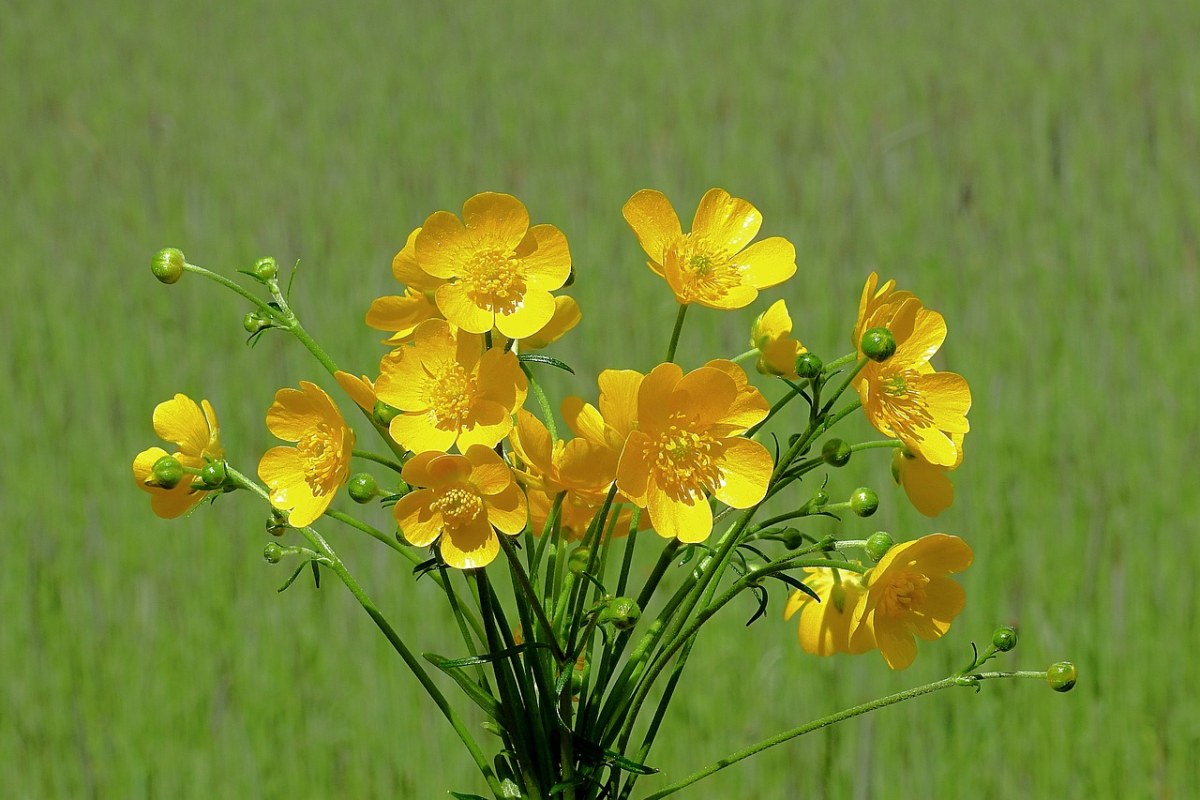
left=664, top=304, right=689, bottom=364
left=819, top=357, right=868, bottom=417
left=642, top=671, right=1048, bottom=799
left=850, top=439, right=903, bottom=453
left=730, top=348, right=757, bottom=364
left=499, top=534, right=566, bottom=663
left=822, top=352, right=859, bottom=373
left=351, top=449, right=405, bottom=473
left=747, top=379, right=807, bottom=439
left=183, top=263, right=279, bottom=316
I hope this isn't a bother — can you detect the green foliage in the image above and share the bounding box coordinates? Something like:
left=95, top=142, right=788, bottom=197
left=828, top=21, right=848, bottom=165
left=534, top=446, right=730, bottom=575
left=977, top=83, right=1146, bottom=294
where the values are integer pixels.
left=3, top=0, right=1197, bottom=796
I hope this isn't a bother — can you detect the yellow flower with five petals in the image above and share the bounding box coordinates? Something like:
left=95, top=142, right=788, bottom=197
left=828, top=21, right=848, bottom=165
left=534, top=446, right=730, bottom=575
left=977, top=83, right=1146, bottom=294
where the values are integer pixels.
left=132, top=394, right=223, bottom=519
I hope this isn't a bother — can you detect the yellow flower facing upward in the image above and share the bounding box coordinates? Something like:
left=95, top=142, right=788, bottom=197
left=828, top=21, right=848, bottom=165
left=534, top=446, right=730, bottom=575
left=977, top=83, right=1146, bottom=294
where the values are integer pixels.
left=393, top=446, right=528, bottom=569
left=852, top=533, right=973, bottom=670
left=751, top=299, right=807, bottom=378
left=622, top=187, right=796, bottom=309
left=615, top=362, right=772, bottom=543
left=852, top=273, right=971, bottom=467
left=132, top=394, right=223, bottom=519
left=375, top=319, right=528, bottom=453
left=892, top=434, right=964, bottom=518
left=416, top=192, right=572, bottom=339
left=366, top=228, right=447, bottom=345
left=258, top=381, right=355, bottom=528
left=784, top=567, right=874, bottom=656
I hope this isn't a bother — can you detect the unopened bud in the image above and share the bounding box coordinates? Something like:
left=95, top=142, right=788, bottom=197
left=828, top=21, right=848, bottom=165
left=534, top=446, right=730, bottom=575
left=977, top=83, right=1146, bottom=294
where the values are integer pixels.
left=850, top=487, right=879, bottom=517
left=151, top=248, right=186, bottom=284
left=780, top=527, right=806, bottom=550
left=861, top=327, right=896, bottom=362
left=865, top=531, right=894, bottom=561
left=373, top=400, right=401, bottom=426
left=199, top=459, right=227, bottom=488
left=266, top=509, right=288, bottom=537
left=348, top=473, right=379, bottom=504
left=992, top=626, right=1017, bottom=652
left=822, top=438, right=852, bottom=467
left=150, top=455, right=184, bottom=489
left=252, top=257, right=278, bottom=281
left=1046, top=661, right=1077, bottom=692
left=600, top=597, right=642, bottom=631
left=243, top=311, right=271, bottom=334
left=568, top=547, right=591, bottom=575
left=795, top=352, right=823, bottom=380
left=263, top=542, right=284, bottom=564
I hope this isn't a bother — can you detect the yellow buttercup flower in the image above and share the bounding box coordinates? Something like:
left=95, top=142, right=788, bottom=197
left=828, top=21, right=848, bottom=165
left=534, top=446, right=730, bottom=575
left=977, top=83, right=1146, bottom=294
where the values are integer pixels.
left=509, top=295, right=582, bottom=350
left=615, top=362, right=772, bottom=543
left=751, top=299, right=807, bottom=378
left=375, top=319, right=528, bottom=453
left=415, top=192, right=572, bottom=339
left=892, top=435, right=963, bottom=517
left=393, top=446, right=528, bottom=569
left=852, top=273, right=971, bottom=467
left=334, top=370, right=378, bottom=414
left=132, top=394, right=223, bottom=519
left=562, top=368, right=644, bottom=464
left=622, top=187, right=796, bottom=309
left=851, top=534, right=973, bottom=670
left=258, top=381, right=355, bottom=528
left=783, top=567, right=873, bottom=656
left=366, top=227, right=448, bottom=345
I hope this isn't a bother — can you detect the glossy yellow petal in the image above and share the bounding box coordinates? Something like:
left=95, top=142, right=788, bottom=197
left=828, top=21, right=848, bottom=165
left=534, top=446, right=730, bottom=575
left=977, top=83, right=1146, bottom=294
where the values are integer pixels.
left=375, top=351, right=430, bottom=412
left=394, top=490, right=444, bottom=547
left=878, top=533, right=973, bottom=577
left=441, top=515, right=500, bottom=569
left=897, top=451, right=955, bottom=517
left=892, top=307, right=946, bottom=367
left=464, top=444, right=513, bottom=496
left=476, top=348, right=527, bottom=408
left=494, top=288, right=556, bottom=339
left=637, top=363, right=684, bottom=433
left=517, top=224, right=571, bottom=290
left=152, top=394, right=210, bottom=456
left=597, top=369, right=643, bottom=440
left=701, top=359, right=770, bottom=431
left=389, top=412, right=458, bottom=454
left=335, top=371, right=377, bottom=413
left=873, top=617, right=919, bottom=670
left=622, top=189, right=681, bottom=264
left=436, top=281, right=496, bottom=335
left=392, top=227, right=445, bottom=292
left=463, top=192, right=529, bottom=252
left=366, top=291, right=441, bottom=337
left=415, top=211, right=470, bottom=279
left=558, top=438, right=618, bottom=491
left=425, top=452, right=474, bottom=487
left=918, top=577, right=968, bottom=628
left=615, top=430, right=654, bottom=504
left=690, top=188, right=762, bottom=254
left=511, top=410, right=555, bottom=476
left=522, top=295, right=581, bottom=350
left=457, top=400, right=513, bottom=450
left=919, top=372, right=972, bottom=433
left=647, top=486, right=712, bottom=543
left=712, top=438, right=771, bottom=508
left=264, top=386, right=325, bottom=443
left=486, top=483, right=528, bottom=534
left=286, top=489, right=332, bottom=528
left=734, top=236, right=796, bottom=290
left=562, top=397, right=606, bottom=444
left=673, top=366, right=737, bottom=427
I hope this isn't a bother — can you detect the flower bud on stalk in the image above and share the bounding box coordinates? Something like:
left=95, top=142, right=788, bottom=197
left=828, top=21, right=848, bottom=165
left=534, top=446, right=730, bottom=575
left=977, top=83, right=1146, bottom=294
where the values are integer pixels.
left=861, top=327, right=896, bottom=362
left=252, top=257, right=278, bottom=282
left=1047, top=662, right=1077, bottom=692
left=372, top=400, right=401, bottom=427
left=348, top=473, right=379, bottom=504
left=244, top=311, right=272, bottom=334
left=568, top=547, right=591, bottom=575
left=850, top=487, right=879, bottom=517
left=795, top=352, right=822, bottom=380
left=822, top=438, right=852, bottom=467
left=263, top=542, right=284, bottom=564
left=149, top=455, right=184, bottom=489
left=199, top=459, right=227, bottom=488
left=600, top=597, right=642, bottom=631
left=865, top=531, right=894, bottom=561
left=266, top=509, right=289, bottom=537
left=992, top=626, right=1018, bottom=653
left=151, top=248, right=186, bottom=284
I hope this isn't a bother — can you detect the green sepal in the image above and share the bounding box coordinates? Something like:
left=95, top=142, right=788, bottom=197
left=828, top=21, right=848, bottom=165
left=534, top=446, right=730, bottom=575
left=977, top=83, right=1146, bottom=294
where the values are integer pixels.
left=433, top=642, right=551, bottom=669
left=517, top=353, right=575, bottom=374
left=277, top=560, right=310, bottom=593
left=770, top=571, right=821, bottom=602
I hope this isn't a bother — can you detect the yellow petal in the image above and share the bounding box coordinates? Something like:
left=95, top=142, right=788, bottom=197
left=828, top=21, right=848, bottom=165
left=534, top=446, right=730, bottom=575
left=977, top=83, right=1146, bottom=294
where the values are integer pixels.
left=436, top=281, right=496, bottom=335
left=517, top=224, right=571, bottom=291
left=883, top=533, right=973, bottom=577
left=918, top=577, right=967, bottom=628
left=712, top=438, right=771, bottom=508
left=622, top=189, right=681, bottom=264
left=898, top=455, right=955, bottom=517
left=615, top=431, right=653, bottom=504
left=733, top=237, right=796, bottom=290
left=637, top=363, right=684, bottom=434
left=286, top=489, right=332, bottom=528
left=690, top=188, right=762, bottom=254
left=152, top=394, right=210, bottom=456
left=892, top=307, right=946, bottom=367
left=597, top=369, right=643, bottom=440
left=486, top=483, right=528, bottom=534
left=392, top=227, right=445, bottom=292
left=873, top=618, right=918, bottom=670
left=647, top=486, right=712, bottom=543
left=394, top=490, right=444, bottom=547
left=415, top=211, right=470, bottom=279
left=464, top=444, right=513, bottom=495
left=523, top=295, right=581, bottom=350
left=511, top=410, right=555, bottom=475
left=389, top=413, right=458, bottom=454
left=425, top=453, right=474, bottom=487
left=335, top=371, right=377, bottom=413
left=366, top=291, right=441, bottom=337
left=494, top=288, right=556, bottom=339
left=562, top=397, right=606, bottom=444
left=440, top=515, right=500, bottom=569
left=476, top=349, right=526, bottom=409
left=463, top=192, right=529, bottom=252
left=673, top=366, right=737, bottom=428
left=457, top=400, right=513, bottom=450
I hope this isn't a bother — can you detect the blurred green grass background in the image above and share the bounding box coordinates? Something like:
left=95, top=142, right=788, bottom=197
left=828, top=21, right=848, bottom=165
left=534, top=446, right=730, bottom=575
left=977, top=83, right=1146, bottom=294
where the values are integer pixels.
left=4, top=0, right=1197, bottom=796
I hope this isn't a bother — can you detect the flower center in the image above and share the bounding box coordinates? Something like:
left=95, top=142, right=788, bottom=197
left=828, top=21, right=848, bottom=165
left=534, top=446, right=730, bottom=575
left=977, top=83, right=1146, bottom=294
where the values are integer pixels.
left=462, top=248, right=526, bottom=316
left=645, top=412, right=725, bottom=501
left=877, top=570, right=929, bottom=618
left=431, top=484, right=484, bottom=528
left=878, top=369, right=936, bottom=430
left=297, top=423, right=341, bottom=496
left=667, top=235, right=742, bottom=302
left=425, top=360, right=478, bottom=431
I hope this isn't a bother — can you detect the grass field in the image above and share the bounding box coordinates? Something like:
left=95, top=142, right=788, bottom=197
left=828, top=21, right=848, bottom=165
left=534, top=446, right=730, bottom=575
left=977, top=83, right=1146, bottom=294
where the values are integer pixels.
left=4, top=0, right=1198, bottom=796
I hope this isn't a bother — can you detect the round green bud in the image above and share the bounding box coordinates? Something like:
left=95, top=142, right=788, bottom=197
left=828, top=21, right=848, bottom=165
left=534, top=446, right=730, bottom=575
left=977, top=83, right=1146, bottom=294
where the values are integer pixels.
left=822, top=438, right=852, bottom=467
left=861, top=327, right=897, bottom=362
left=150, top=455, right=184, bottom=489
left=568, top=547, right=591, bottom=575
left=263, top=542, right=284, bottom=564
left=199, top=459, right=227, bottom=488
left=151, top=248, right=186, bottom=284
left=373, top=400, right=401, bottom=427
left=780, top=527, right=806, bottom=550
left=601, top=597, right=642, bottom=631
left=252, top=257, right=278, bottom=281
left=243, top=311, right=271, bottom=334
left=1046, top=661, right=1077, bottom=692
left=991, top=626, right=1018, bottom=653
left=811, top=489, right=829, bottom=508
left=865, top=531, right=894, bottom=561
left=794, top=352, right=823, bottom=380
left=347, top=473, right=379, bottom=504
left=850, top=487, right=879, bottom=517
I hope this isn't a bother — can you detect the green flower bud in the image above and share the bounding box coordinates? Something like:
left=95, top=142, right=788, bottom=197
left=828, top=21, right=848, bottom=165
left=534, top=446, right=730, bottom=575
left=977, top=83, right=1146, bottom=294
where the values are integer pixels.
left=151, top=248, right=186, bottom=284
left=780, top=527, right=806, bottom=550
left=992, top=626, right=1018, bottom=653
left=822, top=438, right=852, bottom=467
left=568, top=547, right=591, bottom=575
left=266, top=509, right=289, bottom=537
left=252, top=257, right=278, bottom=281
left=794, top=352, right=823, bottom=380
left=861, top=327, right=896, bottom=362
left=199, top=459, right=227, bottom=488
left=150, top=455, right=184, bottom=489
left=243, top=311, right=271, bottom=334
left=1046, top=661, right=1077, bottom=692
left=865, top=531, right=894, bottom=561
left=850, top=487, right=879, bottom=517
left=600, top=597, right=642, bottom=631
left=373, top=400, right=401, bottom=426
left=263, top=542, right=284, bottom=564
left=348, top=473, right=379, bottom=504
left=810, top=489, right=829, bottom=509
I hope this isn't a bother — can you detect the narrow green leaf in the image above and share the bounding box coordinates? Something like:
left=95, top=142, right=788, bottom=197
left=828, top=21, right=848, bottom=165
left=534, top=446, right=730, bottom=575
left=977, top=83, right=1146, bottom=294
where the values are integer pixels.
left=518, top=353, right=575, bottom=374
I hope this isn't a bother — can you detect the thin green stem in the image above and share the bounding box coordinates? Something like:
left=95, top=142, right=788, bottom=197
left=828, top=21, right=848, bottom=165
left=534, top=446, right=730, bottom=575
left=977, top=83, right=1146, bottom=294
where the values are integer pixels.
left=351, top=449, right=405, bottom=473
left=747, top=379, right=807, bottom=439
left=183, top=263, right=279, bottom=316
left=822, top=352, right=858, bottom=373
left=730, top=348, right=757, bottom=364
left=642, top=671, right=1048, bottom=799
left=664, top=304, right=689, bottom=364
left=850, top=439, right=903, bottom=453
left=324, top=509, right=406, bottom=555
left=499, top=534, right=566, bottom=663
left=819, top=357, right=868, bottom=417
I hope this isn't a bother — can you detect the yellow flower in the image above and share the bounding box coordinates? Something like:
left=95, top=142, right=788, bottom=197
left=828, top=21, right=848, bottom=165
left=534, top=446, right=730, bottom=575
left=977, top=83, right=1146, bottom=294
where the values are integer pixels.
left=852, top=273, right=971, bottom=467
left=132, top=394, right=223, bottom=519
left=366, top=228, right=447, bottom=345
left=751, top=299, right=806, bottom=378
left=852, top=534, right=973, bottom=670
left=334, top=370, right=378, bottom=414
left=258, top=381, right=355, bottom=528
left=505, top=295, right=582, bottom=350
left=892, top=435, right=963, bottom=518
left=783, top=567, right=874, bottom=656
left=615, top=362, right=772, bottom=543
left=375, top=319, right=528, bottom=453
left=622, top=187, right=796, bottom=309
left=416, top=192, right=572, bottom=339
left=562, top=368, right=644, bottom=464
left=393, top=446, right=528, bottom=569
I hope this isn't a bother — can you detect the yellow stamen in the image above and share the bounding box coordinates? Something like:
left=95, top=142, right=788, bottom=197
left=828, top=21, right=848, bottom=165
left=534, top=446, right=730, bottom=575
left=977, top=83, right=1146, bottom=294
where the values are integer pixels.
left=297, top=423, right=341, bottom=495
left=645, top=412, right=725, bottom=501
left=431, top=485, right=484, bottom=528
left=462, top=248, right=526, bottom=315
left=425, top=361, right=478, bottom=430
left=877, top=571, right=929, bottom=618
left=668, top=234, right=742, bottom=301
